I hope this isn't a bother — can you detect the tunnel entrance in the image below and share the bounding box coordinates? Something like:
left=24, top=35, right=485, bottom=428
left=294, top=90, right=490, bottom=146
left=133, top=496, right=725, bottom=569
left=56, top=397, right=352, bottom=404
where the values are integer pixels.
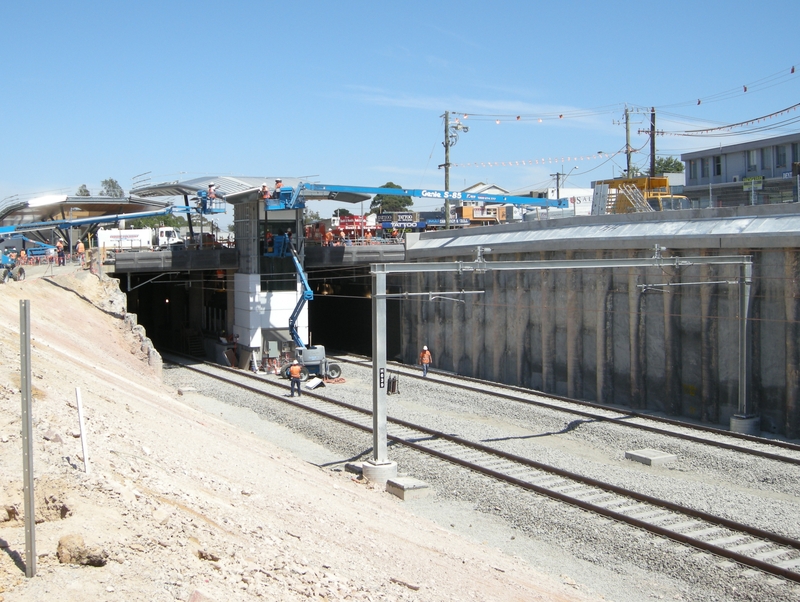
left=116, top=266, right=400, bottom=361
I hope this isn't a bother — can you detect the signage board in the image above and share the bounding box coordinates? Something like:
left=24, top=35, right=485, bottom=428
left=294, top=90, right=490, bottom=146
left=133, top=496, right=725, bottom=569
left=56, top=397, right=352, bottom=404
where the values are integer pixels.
left=743, top=176, right=763, bottom=191
left=381, top=222, right=426, bottom=229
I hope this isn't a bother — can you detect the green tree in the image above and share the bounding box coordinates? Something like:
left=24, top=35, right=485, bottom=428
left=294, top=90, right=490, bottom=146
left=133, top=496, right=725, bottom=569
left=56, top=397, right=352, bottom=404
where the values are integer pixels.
left=304, top=209, right=322, bottom=224
left=99, top=178, right=125, bottom=197
left=369, top=182, right=413, bottom=214
left=75, top=184, right=91, bottom=196
left=647, top=157, right=685, bottom=176
left=129, top=214, right=187, bottom=229
left=334, top=207, right=352, bottom=217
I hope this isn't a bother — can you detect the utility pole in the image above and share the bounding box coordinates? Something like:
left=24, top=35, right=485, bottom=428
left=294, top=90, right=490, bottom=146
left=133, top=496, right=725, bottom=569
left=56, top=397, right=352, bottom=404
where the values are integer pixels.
left=625, top=106, right=632, bottom=176
left=550, top=171, right=561, bottom=200
left=650, top=107, right=656, bottom=178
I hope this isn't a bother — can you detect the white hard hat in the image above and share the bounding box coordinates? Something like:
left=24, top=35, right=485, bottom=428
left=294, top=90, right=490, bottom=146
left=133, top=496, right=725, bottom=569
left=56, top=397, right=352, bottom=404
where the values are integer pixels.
left=293, top=360, right=299, bottom=364
left=423, top=345, right=428, bottom=350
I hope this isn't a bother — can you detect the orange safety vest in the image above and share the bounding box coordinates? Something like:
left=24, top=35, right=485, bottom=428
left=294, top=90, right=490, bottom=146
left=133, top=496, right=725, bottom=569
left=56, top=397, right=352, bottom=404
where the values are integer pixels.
left=289, top=364, right=302, bottom=379
left=420, top=350, right=432, bottom=364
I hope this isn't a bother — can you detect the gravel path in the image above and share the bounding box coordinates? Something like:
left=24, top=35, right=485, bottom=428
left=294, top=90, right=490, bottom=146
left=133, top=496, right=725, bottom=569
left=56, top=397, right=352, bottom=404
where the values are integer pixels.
left=163, top=360, right=800, bottom=602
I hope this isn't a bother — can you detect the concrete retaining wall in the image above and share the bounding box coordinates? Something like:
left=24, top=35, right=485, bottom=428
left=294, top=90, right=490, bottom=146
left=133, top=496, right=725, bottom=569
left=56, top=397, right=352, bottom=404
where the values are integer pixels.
left=401, top=246, right=800, bottom=438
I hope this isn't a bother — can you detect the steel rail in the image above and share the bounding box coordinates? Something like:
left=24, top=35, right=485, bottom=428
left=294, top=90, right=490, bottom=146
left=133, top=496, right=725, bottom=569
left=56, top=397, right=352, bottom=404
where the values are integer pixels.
left=165, top=354, right=800, bottom=584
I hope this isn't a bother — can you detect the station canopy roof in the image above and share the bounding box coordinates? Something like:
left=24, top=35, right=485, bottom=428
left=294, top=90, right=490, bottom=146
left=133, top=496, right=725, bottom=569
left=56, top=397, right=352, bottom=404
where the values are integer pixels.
left=0, top=194, right=172, bottom=228
left=131, top=175, right=370, bottom=205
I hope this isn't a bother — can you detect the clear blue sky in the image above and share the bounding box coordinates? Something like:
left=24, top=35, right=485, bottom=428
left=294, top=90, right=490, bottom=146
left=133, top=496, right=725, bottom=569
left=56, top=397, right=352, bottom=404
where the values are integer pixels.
left=2, top=1, right=800, bottom=223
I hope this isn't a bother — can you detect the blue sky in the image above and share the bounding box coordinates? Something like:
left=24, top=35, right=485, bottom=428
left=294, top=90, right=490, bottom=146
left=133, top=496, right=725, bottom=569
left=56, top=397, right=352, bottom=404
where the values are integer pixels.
left=2, top=1, right=800, bottom=224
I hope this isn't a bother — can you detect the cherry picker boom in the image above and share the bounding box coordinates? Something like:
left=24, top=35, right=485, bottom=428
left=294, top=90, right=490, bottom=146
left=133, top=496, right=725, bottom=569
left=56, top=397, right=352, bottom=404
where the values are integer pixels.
left=278, top=240, right=342, bottom=381
left=265, top=182, right=571, bottom=211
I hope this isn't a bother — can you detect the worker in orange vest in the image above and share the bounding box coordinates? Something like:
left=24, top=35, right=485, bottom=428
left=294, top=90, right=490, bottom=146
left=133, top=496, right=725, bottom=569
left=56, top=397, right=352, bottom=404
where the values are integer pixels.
left=419, top=345, right=432, bottom=377
left=289, top=360, right=303, bottom=397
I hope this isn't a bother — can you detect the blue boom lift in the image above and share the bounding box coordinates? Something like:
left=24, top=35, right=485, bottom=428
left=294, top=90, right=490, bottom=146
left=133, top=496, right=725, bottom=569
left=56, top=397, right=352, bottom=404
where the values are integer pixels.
left=274, top=240, right=342, bottom=381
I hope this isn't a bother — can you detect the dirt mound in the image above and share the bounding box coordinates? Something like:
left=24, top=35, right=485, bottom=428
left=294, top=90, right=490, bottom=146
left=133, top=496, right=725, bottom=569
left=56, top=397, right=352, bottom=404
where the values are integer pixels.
left=0, top=272, right=597, bottom=601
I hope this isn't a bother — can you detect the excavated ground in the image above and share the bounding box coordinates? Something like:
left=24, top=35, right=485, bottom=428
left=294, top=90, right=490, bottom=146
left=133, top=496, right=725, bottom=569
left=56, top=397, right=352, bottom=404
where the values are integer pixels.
left=0, top=267, right=599, bottom=601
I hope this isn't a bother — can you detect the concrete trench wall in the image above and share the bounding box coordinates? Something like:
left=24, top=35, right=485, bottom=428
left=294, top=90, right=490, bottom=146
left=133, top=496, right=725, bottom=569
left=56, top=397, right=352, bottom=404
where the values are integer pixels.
left=400, top=247, right=800, bottom=438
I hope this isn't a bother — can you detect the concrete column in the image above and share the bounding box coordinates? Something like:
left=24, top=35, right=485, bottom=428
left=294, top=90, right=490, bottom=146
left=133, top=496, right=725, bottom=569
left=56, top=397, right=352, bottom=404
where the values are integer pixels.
left=456, top=270, right=474, bottom=375
left=472, top=271, right=487, bottom=379
left=566, top=262, right=583, bottom=398
left=596, top=263, right=614, bottom=405
left=541, top=267, right=556, bottom=394
left=663, top=268, right=682, bottom=415
left=785, top=251, right=800, bottom=438
left=628, top=264, right=646, bottom=409
left=514, top=267, right=528, bottom=385
left=699, top=263, right=719, bottom=422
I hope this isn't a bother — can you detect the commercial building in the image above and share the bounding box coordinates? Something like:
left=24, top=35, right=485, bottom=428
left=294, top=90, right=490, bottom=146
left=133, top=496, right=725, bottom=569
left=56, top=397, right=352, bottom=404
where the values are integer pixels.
left=681, top=133, right=800, bottom=208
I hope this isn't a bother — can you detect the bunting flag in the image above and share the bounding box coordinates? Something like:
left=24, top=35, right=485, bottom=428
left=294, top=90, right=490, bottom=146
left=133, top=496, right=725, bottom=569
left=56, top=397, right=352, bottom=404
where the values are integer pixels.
left=451, top=151, right=619, bottom=168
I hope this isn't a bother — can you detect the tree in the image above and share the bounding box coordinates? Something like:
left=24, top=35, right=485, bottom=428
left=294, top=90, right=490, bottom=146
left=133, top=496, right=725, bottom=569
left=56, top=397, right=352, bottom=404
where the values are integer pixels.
left=99, top=178, right=125, bottom=198
left=75, top=184, right=91, bottom=196
left=334, top=208, right=352, bottom=217
left=304, top=209, right=321, bottom=224
left=370, top=182, right=413, bottom=214
left=129, top=214, right=187, bottom=229
left=647, top=156, right=684, bottom=176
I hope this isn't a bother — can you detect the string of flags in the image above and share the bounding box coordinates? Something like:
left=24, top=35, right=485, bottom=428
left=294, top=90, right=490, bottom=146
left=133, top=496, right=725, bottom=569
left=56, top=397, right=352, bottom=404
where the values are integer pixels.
left=696, top=65, right=795, bottom=104
left=450, top=151, right=621, bottom=169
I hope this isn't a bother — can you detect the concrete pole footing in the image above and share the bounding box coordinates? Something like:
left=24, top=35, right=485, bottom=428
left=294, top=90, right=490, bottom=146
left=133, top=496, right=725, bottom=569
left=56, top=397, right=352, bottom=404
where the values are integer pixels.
left=362, top=461, right=398, bottom=484
left=730, top=415, right=760, bottom=435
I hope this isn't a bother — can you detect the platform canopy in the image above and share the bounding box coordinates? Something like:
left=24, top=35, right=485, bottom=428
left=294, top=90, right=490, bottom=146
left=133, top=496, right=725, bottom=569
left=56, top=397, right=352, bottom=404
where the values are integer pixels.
left=131, top=175, right=371, bottom=205
left=0, top=194, right=172, bottom=228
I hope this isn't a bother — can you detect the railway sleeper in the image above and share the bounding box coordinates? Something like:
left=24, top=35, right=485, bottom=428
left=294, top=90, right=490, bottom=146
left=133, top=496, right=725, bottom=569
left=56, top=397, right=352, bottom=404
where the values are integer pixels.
left=776, top=556, right=800, bottom=569
left=753, top=547, right=795, bottom=561
left=664, top=520, right=703, bottom=532
left=705, top=534, right=748, bottom=547
left=727, top=540, right=773, bottom=554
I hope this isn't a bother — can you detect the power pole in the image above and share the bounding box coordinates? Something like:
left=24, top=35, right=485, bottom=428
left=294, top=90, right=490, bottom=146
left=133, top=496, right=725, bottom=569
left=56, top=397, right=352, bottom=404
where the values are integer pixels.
left=650, top=107, right=656, bottom=177
left=625, top=106, right=632, bottom=176
left=550, top=171, right=561, bottom=199
left=443, top=111, right=451, bottom=229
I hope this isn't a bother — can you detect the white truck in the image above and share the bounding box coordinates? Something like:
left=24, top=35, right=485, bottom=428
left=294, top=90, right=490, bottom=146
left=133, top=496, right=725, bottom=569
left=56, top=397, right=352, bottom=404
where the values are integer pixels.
left=96, top=227, right=183, bottom=250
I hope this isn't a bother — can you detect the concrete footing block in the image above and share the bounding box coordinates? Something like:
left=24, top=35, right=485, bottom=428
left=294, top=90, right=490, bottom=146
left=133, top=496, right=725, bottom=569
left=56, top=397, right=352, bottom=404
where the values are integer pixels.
left=625, top=448, right=677, bottom=466
left=361, top=461, right=397, bottom=484
left=730, top=415, right=760, bottom=435
left=386, top=476, right=430, bottom=501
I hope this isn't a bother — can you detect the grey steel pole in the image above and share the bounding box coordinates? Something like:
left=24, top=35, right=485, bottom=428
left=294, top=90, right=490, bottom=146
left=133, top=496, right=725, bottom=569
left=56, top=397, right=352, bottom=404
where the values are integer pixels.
left=371, top=268, right=388, bottom=462
left=444, top=111, right=451, bottom=230
left=20, top=300, right=36, bottom=578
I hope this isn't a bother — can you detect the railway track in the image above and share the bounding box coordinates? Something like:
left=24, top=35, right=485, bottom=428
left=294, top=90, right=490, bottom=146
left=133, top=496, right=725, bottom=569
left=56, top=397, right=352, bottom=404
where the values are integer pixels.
left=164, top=352, right=800, bottom=584
left=333, top=354, right=800, bottom=466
